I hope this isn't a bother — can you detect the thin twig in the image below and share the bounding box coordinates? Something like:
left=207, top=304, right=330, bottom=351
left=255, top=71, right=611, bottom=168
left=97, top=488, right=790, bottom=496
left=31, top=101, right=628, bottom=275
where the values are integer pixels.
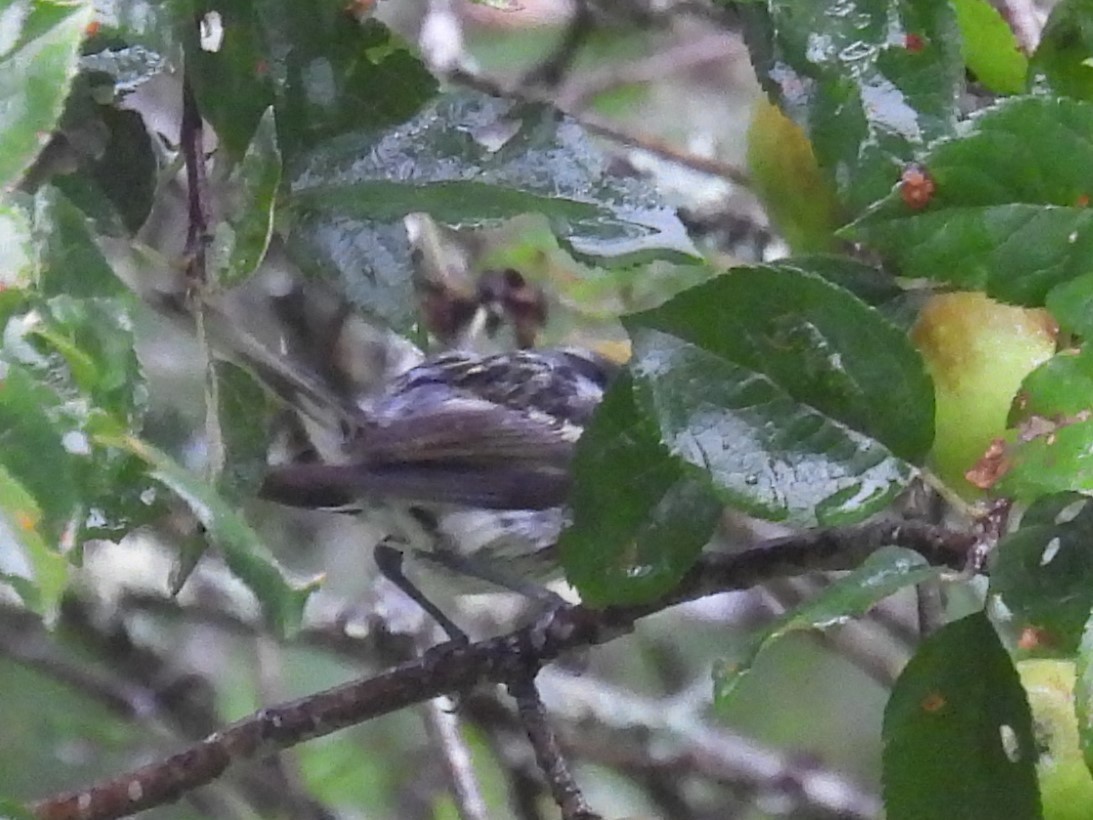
left=915, top=580, right=946, bottom=638
left=448, top=68, right=751, bottom=187
left=509, top=673, right=600, bottom=820
left=422, top=696, right=491, bottom=820
left=556, top=31, right=741, bottom=110
left=578, top=111, right=752, bottom=186
left=458, top=695, right=548, bottom=820
left=180, top=73, right=209, bottom=286
left=181, top=71, right=226, bottom=490
left=521, top=0, right=595, bottom=88
left=415, top=616, right=491, bottom=820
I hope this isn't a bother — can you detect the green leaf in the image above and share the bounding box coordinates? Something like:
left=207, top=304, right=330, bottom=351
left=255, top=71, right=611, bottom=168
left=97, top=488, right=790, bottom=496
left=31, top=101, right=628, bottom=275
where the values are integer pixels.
left=0, top=462, right=69, bottom=616
left=714, top=546, right=941, bottom=708
left=997, top=418, right=1093, bottom=502
left=0, top=364, right=80, bottom=543
left=182, top=7, right=432, bottom=162
left=626, top=262, right=934, bottom=463
left=1046, top=271, right=1093, bottom=337
left=766, top=253, right=926, bottom=331
left=742, top=0, right=962, bottom=214
left=261, top=14, right=437, bottom=159
left=883, top=612, right=1040, bottom=820
left=96, top=432, right=317, bottom=635
left=991, top=494, right=1093, bottom=655
left=285, top=216, right=416, bottom=329
left=629, top=328, right=912, bottom=525
left=211, top=107, right=282, bottom=287
left=0, top=282, right=156, bottom=541
left=746, top=100, right=842, bottom=254
left=30, top=294, right=162, bottom=540
left=183, top=12, right=435, bottom=162
left=0, top=0, right=93, bottom=189
left=952, top=0, right=1028, bottom=95
left=996, top=342, right=1093, bottom=499
left=559, top=373, right=722, bottom=606
left=294, top=179, right=604, bottom=226
left=27, top=186, right=123, bottom=298
left=34, top=294, right=143, bottom=421
left=212, top=360, right=276, bottom=501
left=847, top=96, right=1093, bottom=306
left=1030, top=0, right=1093, bottom=101
left=623, top=261, right=934, bottom=526
left=287, top=91, right=698, bottom=330
left=1013, top=350, right=1093, bottom=421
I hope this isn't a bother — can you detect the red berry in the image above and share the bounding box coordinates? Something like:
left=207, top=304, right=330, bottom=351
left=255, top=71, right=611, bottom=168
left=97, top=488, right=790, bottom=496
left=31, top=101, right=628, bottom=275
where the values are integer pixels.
left=900, top=164, right=935, bottom=210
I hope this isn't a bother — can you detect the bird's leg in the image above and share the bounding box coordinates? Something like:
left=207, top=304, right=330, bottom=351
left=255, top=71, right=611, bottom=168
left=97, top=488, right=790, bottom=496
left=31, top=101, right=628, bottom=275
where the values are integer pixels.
left=373, top=541, right=469, bottom=644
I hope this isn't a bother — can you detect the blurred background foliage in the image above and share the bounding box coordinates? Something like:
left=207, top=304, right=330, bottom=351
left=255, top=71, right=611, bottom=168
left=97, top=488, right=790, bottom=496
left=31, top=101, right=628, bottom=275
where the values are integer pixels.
left=5, top=0, right=1093, bottom=818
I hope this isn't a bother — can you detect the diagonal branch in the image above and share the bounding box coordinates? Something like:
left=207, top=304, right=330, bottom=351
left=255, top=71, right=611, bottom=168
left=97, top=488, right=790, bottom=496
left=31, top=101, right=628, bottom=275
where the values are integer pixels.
left=30, top=519, right=973, bottom=820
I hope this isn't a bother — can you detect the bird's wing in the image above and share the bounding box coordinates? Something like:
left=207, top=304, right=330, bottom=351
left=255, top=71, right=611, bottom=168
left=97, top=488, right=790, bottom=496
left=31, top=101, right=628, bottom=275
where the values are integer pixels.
left=350, top=389, right=578, bottom=467
left=259, top=461, right=570, bottom=510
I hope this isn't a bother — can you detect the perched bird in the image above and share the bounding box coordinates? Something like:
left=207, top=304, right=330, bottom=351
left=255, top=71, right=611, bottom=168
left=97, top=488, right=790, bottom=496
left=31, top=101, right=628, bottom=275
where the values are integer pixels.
left=259, top=346, right=617, bottom=632
left=261, top=348, right=609, bottom=511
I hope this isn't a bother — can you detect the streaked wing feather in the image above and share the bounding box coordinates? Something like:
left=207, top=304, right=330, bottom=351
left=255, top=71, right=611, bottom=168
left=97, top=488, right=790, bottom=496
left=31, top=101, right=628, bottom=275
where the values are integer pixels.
left=383, top=349, right=610, bottom=426
left=353, top=395, right=575, bottom=466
